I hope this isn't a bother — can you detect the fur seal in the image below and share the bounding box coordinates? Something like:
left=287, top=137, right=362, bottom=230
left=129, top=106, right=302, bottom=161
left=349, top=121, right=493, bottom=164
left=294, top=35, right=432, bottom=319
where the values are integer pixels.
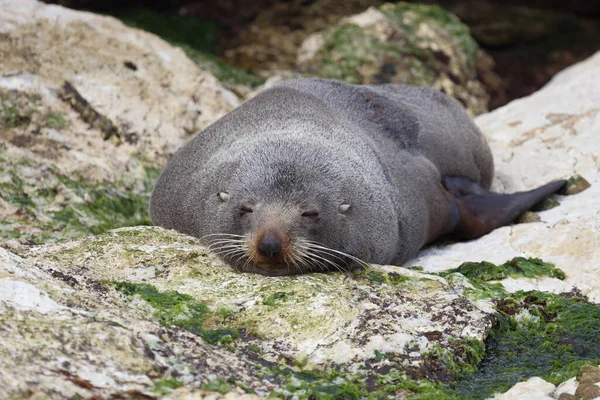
left=150, top=78, right=565, bottom=276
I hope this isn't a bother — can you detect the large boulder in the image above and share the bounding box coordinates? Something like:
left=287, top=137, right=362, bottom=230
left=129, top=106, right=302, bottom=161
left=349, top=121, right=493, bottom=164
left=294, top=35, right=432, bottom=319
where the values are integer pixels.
left=297, top=2, right=489, bottom=115
left=0, top=0, right=239, bottom=244
left=0, top=227, right=493, bottom=397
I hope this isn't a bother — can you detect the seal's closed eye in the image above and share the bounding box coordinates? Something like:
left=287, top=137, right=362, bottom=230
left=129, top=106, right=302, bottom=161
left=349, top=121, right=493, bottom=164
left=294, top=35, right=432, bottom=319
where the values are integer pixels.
left=240, top=203, right=253, bottom=214
left=301, top=210, right=319, bottom=219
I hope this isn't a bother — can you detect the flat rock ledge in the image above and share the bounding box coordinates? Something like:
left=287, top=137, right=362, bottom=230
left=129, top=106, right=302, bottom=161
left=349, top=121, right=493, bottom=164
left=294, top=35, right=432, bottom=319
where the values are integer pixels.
left=1, top=226, right=493, bottom=398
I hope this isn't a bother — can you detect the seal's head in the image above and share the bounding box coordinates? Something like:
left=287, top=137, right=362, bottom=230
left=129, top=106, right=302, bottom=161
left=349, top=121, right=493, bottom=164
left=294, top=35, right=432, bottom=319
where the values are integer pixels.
left=197, top=140, right=398, bottom=276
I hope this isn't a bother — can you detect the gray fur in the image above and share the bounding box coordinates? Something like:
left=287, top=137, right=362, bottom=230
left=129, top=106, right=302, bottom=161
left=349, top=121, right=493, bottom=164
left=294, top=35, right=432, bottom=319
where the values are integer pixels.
left=150, top=78, right=493, bottom=268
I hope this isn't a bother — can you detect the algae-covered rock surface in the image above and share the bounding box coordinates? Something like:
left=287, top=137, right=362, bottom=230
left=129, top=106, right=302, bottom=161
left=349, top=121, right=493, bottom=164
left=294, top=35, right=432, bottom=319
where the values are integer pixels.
left=0, top=0, right=239, bottom=245
left=0, top=226, right=494, bottom=398
left=296, top=2, right=489, bottom=115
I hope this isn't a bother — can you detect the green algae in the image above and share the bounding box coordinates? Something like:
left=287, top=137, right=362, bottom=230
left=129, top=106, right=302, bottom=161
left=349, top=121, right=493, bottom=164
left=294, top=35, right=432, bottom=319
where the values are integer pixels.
left=265, top=365, right=456, bottom=400
left=111, top=8, right=222, bottom=54
left=311, top=22, right=437, bottom=86
left=180, top=45, right=264, bottom=88
left=452, top=291, right=600, bottom=398
left=532, top=197, right=561, bottom=211
left=153, top=378, right=183, bottom=395
left=263, top=291, right=293, bottom=307
left=0, top=91, right=41, bottom=128
left=301, top=2, right=477, bottom=88
left=357, top=269, right=411, bottom=285
left=441, top=257, right=566, bottom=282
left=41, top=112, right=68, bottom=130
left=430, top=257, right=600, bottom=398
left=0, top=90, right=67, bottom=130
left=380, top=2, right=478, bottom=69
left=202, top=378, right=232, bottom=394
left=0, top=161, right=158, bottom=243
left=425, top=337, right=486, bottom=377
left=112, top=9, right=262, bottom=88
left=294, top=287, right=600, bottom=400
left=49, top=170, right=158, bottom=236
left=560, top=174, right=591, bottom=196
left=111, top=281, right=240, bottom=345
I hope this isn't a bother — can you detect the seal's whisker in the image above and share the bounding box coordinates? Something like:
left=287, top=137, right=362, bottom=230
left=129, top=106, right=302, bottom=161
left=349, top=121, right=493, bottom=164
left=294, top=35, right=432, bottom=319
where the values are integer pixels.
left=296, top=255, right=314, bottom=273
left=287, top=254, right=304, bottom=274
left=305, top=251, right=347, bottom=273
left=295, top=241, right=351, bottom=272
left=200, top=233, right=247, bottom=240
left=296, top=243, right=346, bottom=273
left=207, top=238, right=246, bottom=244
left=307, top=253, right=337, bottom=272
left=302, top=245, right=350, bottom=267
left=240, top=254, right=253, bottom=274
left=206, top=239, right=246, bottom=249
left=294, top=246, right=329, bottom=273
left=209, top=242, right=247, bottom=252
left=304, top=241, right=369, bottom=268
left=294, top=248, right=320, bottom=272
left=298, top=242, right=352, bottom=268
left=218, top=248, right=247, bottom=260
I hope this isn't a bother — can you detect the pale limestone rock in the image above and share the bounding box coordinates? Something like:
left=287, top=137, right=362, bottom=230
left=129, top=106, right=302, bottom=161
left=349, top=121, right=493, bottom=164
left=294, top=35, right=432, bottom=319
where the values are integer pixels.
left=0, top=238, right=267, bottom=398
left=0, top=0, right=239, bottom=172
left=492, top=377, right=555, bottom=400
left=409, top=50, right=600, bottom=303
left=0, top=0, right=239, bottom=242
left=555, top=377, right=578, bottom=398
left=0, top=226, right=494, bottom=396
left=25, top=226, right=493, bottom=370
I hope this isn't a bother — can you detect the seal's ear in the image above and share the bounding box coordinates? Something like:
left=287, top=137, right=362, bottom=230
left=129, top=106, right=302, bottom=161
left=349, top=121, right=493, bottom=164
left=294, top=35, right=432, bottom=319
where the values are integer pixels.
left=217, top=192, right=230, bottom=203
left=442, top=176, right=566, bottom=239
left=338, top=203, right=351, bottom=214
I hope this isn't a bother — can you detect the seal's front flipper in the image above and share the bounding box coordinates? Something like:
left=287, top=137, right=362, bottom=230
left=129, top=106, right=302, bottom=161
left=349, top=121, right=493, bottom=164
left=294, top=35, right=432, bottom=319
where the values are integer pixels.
left=443, top=176, right=566, bottom=240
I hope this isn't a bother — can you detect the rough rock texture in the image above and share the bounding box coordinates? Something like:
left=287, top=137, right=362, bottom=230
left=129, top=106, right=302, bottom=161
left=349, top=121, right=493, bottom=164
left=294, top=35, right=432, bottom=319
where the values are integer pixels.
left=0, top=0, right=239, bottom=243
left=409, top=50, right=600, bottom=303
left=219, top=0, right=382, bottom=74
left=493, top=365, right=600, bottom=400
left=492, top=377, right=556, bottom=400
left=297, top=2, right=489, bottom=115
left=0, top=227, right=493, bottom=397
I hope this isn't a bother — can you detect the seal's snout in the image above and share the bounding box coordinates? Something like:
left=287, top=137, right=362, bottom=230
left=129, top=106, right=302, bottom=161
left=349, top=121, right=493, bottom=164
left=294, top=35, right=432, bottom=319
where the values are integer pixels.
left=258, top=235, right=281, bottom=259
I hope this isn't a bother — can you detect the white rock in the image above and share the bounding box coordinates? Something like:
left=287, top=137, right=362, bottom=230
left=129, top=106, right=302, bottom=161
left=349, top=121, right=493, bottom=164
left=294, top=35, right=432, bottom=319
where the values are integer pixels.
left=0, top=0, right=239, bottom=176
left=0, top=279, right=63, bottom=313
left=554, top=377, right=577, bottom=398
left=492, top=377, right=555, bottom=400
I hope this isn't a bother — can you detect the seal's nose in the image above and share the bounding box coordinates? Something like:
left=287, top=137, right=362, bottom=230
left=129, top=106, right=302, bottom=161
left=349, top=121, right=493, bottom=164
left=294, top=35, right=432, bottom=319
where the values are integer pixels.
left=258, top=236, right=281, bottom=259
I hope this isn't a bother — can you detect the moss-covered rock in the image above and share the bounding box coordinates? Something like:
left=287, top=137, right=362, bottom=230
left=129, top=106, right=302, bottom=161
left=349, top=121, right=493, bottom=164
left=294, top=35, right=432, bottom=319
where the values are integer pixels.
left=7, top=228, right=600, bottom=399
left=5, top=226, right=494, bottom=397
left=297, top=3, right=489, bottom=115
left=0, top=0, right=240, bottom=248
left=0, top=136, right=157, bottom=245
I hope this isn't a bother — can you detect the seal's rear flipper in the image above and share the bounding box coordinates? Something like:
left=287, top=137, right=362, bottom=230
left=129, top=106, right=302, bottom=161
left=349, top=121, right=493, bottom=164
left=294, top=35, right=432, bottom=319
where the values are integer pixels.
left=443, top=176, right=567, bottom=240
